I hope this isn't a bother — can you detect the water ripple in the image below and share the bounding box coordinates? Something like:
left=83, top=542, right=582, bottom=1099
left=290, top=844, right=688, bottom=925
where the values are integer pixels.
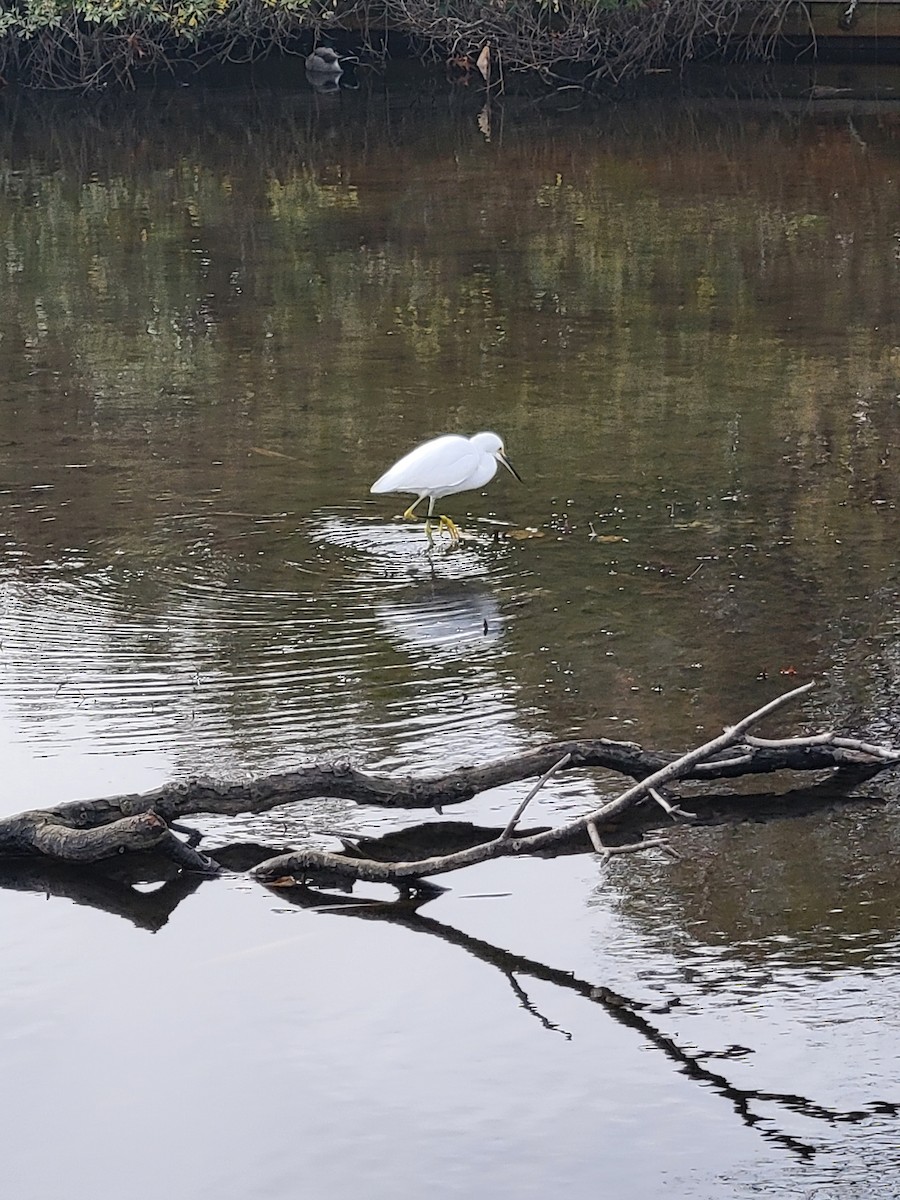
left=0, top=509, right=533, bottom=771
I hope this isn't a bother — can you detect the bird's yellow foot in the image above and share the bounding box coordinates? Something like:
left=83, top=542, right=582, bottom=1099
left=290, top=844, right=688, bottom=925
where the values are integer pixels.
left=439, top=515, right=461, bottom=543
left=402, top=503, right=420, bottom=520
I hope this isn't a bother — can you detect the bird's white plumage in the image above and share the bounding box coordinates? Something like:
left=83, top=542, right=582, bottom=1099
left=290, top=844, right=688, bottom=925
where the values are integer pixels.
left=370, top=431, right=518, bottom=544
left=370, top=435, right=493, bottom=498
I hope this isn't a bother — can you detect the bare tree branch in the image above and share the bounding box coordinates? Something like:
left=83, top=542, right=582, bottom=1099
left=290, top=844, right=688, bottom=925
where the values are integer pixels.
left=2, top=681, right=897, bottom=876
left=252, top=681, right=882, bottom=884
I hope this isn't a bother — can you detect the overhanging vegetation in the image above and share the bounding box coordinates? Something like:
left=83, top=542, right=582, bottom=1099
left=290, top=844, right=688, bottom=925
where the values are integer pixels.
left=0, top=0, right=797, bottom=90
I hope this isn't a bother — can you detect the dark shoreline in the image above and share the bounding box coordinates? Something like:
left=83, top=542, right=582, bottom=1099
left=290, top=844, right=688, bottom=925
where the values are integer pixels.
left=2, top=0, right=899, bottom=94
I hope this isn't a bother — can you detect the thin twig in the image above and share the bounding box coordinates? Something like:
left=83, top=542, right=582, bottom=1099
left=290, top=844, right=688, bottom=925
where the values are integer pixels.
left=499, top=752, right=571, bottom=840
left=586, top=820, right=605, bottom=853
left=745, top=732, right=900, bottom=763
left=831, top=736, right=900, bottom=761
left=647, top=786, right=696, bottom=821
left=599, top=836, right=673, bottom=859
left=744, top=733, right=835, bottom=748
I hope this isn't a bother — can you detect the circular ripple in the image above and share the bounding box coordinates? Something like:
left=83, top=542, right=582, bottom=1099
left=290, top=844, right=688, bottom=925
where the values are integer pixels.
left=0, top=508, right=535, bottom=771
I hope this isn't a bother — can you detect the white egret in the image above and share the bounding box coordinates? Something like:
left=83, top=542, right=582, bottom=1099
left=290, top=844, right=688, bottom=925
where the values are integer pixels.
left=370, top=431, right=521, bottom=544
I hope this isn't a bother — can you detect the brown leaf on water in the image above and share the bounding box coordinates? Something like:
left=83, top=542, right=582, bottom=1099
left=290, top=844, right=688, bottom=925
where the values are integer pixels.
left=249, top=446, right=294, bottom=460
left=476, top=43, right=491, bottom=83
left=266, top=875, right=301, bottom=888
left=507, top=527, right=544, bottom=539
left=594, top=534, right=628, bottom=543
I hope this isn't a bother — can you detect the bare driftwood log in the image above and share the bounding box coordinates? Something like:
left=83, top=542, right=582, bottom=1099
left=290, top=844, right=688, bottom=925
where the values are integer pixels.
left=0, top=807, right=221, bottom=873
left=0, top=810, right=168, bottom=861
left=1, top=682, right=898, bottom=880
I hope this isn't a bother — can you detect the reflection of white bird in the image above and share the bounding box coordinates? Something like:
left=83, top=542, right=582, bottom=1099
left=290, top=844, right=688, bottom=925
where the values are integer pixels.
left=305, top=46, right=343, bottom=75
left=377, top=587, right=503, bottom=652
left=370, top=431, right=521, bottom=544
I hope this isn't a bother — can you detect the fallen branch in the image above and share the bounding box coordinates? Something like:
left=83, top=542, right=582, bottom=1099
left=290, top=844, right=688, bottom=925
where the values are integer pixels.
left=0, top=807, right=222, bottom=874
left=0, top=810, right=169, bottom=862
left=2, top=682, right=898, bottom=877
left=253, top=682, right=895, bottom=885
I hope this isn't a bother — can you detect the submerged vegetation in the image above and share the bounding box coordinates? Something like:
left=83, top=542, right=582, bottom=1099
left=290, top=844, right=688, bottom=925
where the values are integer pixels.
left=0, top=0, right=793, bottom=90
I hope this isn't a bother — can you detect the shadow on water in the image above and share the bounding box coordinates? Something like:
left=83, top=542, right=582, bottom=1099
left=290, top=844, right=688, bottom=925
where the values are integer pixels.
left=4, top=832, right=895, bottom=1162
left=268, top=882, right=900, bottom=1162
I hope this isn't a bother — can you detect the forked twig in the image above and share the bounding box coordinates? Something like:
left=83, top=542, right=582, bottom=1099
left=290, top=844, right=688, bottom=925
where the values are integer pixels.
left=745, top=733, right=900, bottom=762
left=647, top=786, right=697, bottom=821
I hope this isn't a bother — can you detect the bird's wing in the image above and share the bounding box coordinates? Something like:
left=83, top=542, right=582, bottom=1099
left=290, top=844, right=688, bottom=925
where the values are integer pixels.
left=370, top=436, right=476, bottom=494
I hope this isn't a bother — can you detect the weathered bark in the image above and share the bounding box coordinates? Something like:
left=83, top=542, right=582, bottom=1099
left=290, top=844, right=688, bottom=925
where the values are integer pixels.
left=21, top=734, right=894, bottom=828
left=254, top=683, right=900, bottom=884
left=0, top=808, right=222, bottom=873
left=1, top=682, right=897, bottom=878
left=0, top=810, right=168, bottom=861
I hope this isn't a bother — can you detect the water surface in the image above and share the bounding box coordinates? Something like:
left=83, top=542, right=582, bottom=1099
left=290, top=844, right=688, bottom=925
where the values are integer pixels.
left=2, top=71, right=900, bottom=1198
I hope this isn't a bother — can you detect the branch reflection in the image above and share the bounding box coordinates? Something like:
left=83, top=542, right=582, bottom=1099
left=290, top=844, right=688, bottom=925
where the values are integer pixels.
left=260, top=868, right=897, bottom=1161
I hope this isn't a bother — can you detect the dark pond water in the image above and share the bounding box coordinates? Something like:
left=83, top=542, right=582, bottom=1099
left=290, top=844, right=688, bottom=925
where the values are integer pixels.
left=2, top=65, right=900, bottom=1198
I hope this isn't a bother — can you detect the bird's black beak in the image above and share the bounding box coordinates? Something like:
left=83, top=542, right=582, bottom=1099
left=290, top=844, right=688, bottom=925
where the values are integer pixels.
left=498, top=450, right=522, bottom=483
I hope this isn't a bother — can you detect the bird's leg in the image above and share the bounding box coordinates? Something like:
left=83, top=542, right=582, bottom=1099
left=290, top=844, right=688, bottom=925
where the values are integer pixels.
left=439, top=514, right=461, bottom=543
left=424, top=496, right=436, bottom=546
left=403, top=497, right=423, bottom=520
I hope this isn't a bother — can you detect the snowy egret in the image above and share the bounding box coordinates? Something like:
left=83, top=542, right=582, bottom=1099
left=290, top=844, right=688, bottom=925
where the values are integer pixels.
left=370, top=431, right=521, bottom=545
